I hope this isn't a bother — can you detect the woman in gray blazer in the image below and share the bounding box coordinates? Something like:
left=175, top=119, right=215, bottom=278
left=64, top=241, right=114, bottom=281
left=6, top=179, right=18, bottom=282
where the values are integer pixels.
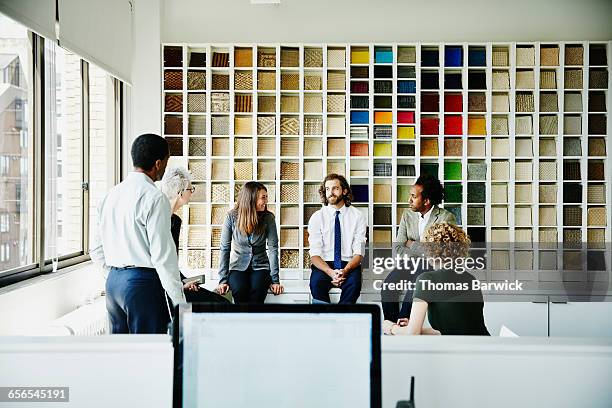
left=216, top=182, right=284, bottom=303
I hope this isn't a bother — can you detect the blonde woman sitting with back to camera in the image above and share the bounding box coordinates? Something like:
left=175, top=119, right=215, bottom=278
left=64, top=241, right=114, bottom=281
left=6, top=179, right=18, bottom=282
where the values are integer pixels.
left=384, top=223, right=489, bottom=336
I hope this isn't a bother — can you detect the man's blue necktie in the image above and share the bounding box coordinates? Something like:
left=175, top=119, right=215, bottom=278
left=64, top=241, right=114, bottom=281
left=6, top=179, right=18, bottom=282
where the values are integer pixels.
left=334, top=210, right=342, bottom=270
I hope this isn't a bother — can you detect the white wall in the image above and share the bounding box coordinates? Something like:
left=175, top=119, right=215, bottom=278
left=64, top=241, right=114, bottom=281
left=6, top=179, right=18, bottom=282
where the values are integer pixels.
left=161, top=0, right=612, bottom=43
left=0, top=263, right=104, bottom=335
left=130, top=0, right=162, bottom=143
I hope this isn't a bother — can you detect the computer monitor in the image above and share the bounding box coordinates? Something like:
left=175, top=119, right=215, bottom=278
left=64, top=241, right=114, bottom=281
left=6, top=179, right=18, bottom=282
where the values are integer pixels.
left=173, top=303, right=381, bottom=408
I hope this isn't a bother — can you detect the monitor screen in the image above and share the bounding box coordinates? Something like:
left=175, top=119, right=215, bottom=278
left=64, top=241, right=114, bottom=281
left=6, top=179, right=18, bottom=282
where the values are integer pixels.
left=174, top=304, right=381, bottom=408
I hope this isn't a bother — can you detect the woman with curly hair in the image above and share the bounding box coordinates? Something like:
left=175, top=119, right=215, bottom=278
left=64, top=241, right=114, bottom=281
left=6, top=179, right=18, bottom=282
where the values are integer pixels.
left=384, top=223, right=489, bottom=336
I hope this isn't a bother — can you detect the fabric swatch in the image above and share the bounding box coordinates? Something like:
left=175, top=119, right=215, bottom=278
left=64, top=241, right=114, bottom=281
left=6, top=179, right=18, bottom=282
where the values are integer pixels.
left=398, top=47, right=416, bottom=63
left=564, top=115, right=582, bottom=135
left=468, top=47, right=486, bottom=66
left=420, top=138, right=439, bottom=156
left=539, top=184, right=558, bottom=204
left=351, top=66, right=369, bottom=79
left=491, top=184, right=508, bottom=203
left=589, top=45, right=607, bottom=65
left=588, top=138, right=606, bottom=156
left=563, top=207, right=582, bottom=226
left=468, top=93, right=486, bottom=112
left=516, top=46, right=535, bottom=66
left=164, top=70, right=182, bottom=90
left=444, top=138, right=462, bottom=156
left=234, top=47, right=253, bottom=67
left=564, top=69, right=582, bottom=89
left=375, top=80, right=392, bottom=93
left=467, top=206, right=485, bottom=225
left=444, top=93, right=462, bottom=112
left=165, top=94, right=183, bottom=112
left=589, top=69, right=608, bottom=89
left=540, top=46, right=559, bottom=66
left=467, top=183, right=485, bottom=203
left=539, top=92, right=558, bottom=112
left=188, top=116, right=206, bottom=135
left=374, top=207, right=392, bottom=225
left=540, top=70, right=557, bottom=89
left=491, top=116, right=509, bottom=135
left=398, top=66, right=416, bottom=78
left=565, top=45, right=584, bottom=65
left=515, top=138, right=533, bottom=156
left=164, top=46, right=182, bottom=67
left=515, top=184, right=532, bottom=203
left=304, top=48, right=323, bottom=67
left=468, top=117, right=486, bottom=135
left=588, top=161, right=605, bottom=180
left=588, top=114, right=606, bottom=134
left=491, top=138, right=509, bottom=156
left=420, top=163, right=439, bottom=178
left=539, top=161, right=557, bottom=180
left=164, top=115, right=182, bottom=135
left=444, top=161, right=462, bottom=180
left=421, top=48, right=439, bottom=66
left=444, top=72, right=462, bottom=89
left=397, top=144, right=415, bottom=156
left=352, top=185, right=369, bottom=202
left=421, top=117, right=440, bottom=135
left=539, top=138, right=556, bottom=156
left=421, top=73, right=439, bottom=89
left=516, top=92, right=534, bottom=112
left=563, top=183, right=582, bottom=203
left=492, top=70, right=510, bottom=89
left=397, top=95, right=416, bottom=109
left=444, top=115, right=462, bottom=135
left=563, top=138, right=582, bottom=156
left=421, top=92, right=439, bottom=112
left=444, top=183, right=463, bottom=203
left=468, top=71, right=486, bottom=89
left=588, top=91, right=606, bottom=112
left=445, top=46, right=463, bottom=67
left=492, top=47, right=509, bottom=66
left=280, top=47, right=299, bottom=67
left=539, top=115, right=557, bottom=135
left=467, top=162, right=486, bottom=180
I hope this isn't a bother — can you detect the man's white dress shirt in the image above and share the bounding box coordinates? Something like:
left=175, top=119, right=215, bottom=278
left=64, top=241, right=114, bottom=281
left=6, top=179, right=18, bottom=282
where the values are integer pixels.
left=418, top=206, right=434, bottom=242
left=307, top=204, right=367, bottom=262
left=89, top=172, right=186, bottom=304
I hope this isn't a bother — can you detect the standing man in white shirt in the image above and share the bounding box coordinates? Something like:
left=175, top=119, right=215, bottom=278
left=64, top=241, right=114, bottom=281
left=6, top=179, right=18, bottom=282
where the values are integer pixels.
left=308, top=174, right=367, bottom=304
left=90, top=134, right=186, bottom=334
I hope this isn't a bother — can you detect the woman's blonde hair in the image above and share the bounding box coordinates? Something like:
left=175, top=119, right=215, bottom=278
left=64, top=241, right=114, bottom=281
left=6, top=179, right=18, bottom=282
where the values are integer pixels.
left=234, top=181, right=268, bottom=235
left=423, top=222, right=471, bottom=259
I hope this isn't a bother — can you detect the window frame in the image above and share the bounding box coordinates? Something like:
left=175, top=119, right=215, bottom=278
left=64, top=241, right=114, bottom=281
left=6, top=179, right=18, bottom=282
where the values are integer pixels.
left=0, top=31, right=124, bottom=287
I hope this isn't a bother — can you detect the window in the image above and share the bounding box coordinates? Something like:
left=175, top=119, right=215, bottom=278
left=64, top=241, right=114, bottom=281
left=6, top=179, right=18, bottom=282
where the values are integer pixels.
left=0, top=14, right=34, bottom=271
left=44, top=42, right=83, bottom=259
left=0, top=213, right=9, bottom=232
left=0, top=155, right=8, bottom=175
left=0, top=11, right=124, bottom=285
left=0, top=243, right=10, bottom=263
left=88, top=63, right=118, bottom=243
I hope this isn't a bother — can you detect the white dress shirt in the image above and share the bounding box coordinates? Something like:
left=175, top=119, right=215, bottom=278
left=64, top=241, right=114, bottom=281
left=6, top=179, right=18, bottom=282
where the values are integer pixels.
left=308, top=204, right=367, bottom=262
left=418, top=206, right=434, bottom=241
left=89, top=172, right=186, bottom=305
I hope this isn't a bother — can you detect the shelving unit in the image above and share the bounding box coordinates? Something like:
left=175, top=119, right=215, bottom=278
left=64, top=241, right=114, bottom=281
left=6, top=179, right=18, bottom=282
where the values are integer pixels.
left=162, top=42, right=611, bottom=289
